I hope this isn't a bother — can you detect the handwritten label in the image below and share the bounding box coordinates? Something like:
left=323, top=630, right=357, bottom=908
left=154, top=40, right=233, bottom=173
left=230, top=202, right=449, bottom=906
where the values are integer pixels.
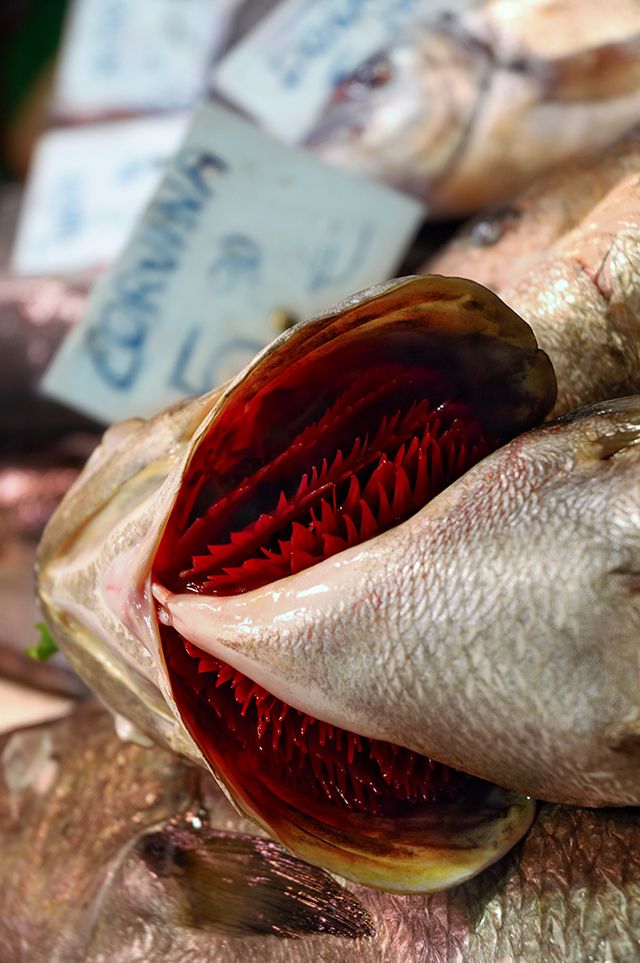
left=213, top=0, right=451, bottom=142
left=53, top=0, right=237, bottom=118
left=43, top=102, right=423, bottom=423
left=11, top=114, right=190, bottom=277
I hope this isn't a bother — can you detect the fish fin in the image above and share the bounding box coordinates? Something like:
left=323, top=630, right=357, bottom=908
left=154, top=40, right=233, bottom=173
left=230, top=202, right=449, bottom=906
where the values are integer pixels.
left=552, top=397, right=640, bottom=459
left=135, top=824, right=374, bottom=939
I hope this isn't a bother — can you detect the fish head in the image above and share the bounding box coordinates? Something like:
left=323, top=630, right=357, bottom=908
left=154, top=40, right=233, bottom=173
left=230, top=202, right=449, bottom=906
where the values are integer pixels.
left=37, top=275, right=557, bottom=892
left=306, top=29, right=483, bottom=203
left=237, top=393, right=638, bottom=810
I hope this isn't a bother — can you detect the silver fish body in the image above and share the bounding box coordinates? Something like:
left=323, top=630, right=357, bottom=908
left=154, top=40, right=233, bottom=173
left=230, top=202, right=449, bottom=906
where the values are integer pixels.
left=426, top=129, right=640, bottom=416
left=173, top=396, right=640, bottom=808
left=308, top=0, right=640, bottom=217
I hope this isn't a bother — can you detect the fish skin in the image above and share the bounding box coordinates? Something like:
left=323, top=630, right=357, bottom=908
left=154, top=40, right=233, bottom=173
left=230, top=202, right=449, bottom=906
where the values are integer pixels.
left=308, top=0, right=640, bottom=216
left=0, top=704, right=198, bottom=963
left=426, top=130, right=640, bottom=417
left=163, top=396, right=640, bottom=807
left=1, top=706, right=639, bottom=963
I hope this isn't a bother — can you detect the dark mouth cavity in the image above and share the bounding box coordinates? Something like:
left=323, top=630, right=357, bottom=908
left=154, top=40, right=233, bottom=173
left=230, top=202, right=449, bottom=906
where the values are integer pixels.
left=155, top=340, right=498, bottom=823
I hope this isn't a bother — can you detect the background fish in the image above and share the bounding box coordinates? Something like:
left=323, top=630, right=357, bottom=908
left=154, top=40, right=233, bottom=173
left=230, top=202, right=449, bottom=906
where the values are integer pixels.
left=0, top=704, right=373, bottom=963
left=1, top=706, right=639, bottom=963
left=426, top=129, right=640, bottom=415
left=308, top=0, right=640, bottom=217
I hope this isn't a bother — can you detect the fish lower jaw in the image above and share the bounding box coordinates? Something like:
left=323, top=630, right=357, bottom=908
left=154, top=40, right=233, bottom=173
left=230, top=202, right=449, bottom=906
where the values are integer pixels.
left=152, top=615, right=534, bottom=893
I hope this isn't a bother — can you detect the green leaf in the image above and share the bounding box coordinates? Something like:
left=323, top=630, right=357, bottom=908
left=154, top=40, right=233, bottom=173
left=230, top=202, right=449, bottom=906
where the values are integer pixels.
left=26, top=623, right=59, bottom=662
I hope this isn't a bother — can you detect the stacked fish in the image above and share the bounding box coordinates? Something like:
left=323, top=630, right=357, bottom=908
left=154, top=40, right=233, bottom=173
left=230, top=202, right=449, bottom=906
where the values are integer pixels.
left=3, top=0, right=640, bottom=960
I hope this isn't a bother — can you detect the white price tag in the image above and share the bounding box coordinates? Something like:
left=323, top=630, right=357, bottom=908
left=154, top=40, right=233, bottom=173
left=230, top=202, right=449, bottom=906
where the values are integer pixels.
left=54, top=0, right=237, bottom=118
left=213, top=0, right=425, bottom=143
left=11, top=114, right=191, bottom=277
left=43, top=102, right=424, bottom=423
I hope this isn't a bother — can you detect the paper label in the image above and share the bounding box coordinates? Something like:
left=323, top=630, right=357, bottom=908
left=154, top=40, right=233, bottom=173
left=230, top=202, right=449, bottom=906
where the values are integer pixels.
left=213, top=0, right=427, bottom=142
left=53, top=0, right=236, bottom=117
left=43, top=102, right=423, bottom=423
left=11, top=114, right=190, bottom=277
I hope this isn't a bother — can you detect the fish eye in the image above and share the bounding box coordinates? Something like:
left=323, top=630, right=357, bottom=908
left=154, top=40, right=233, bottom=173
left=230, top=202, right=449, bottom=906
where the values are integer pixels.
left=348, top=53, right=393, bottom=93
left=468, top=205, right=520, bottom=247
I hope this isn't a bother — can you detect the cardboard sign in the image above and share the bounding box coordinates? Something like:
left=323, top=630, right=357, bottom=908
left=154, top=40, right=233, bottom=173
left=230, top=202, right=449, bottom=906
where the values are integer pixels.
left=11, top=114, right=190, bottom=277
left=43, top=102, right=423, bottom=423
left=213, top=0, right=427, bottom=142
left=54, top=0, right=237, bottom=118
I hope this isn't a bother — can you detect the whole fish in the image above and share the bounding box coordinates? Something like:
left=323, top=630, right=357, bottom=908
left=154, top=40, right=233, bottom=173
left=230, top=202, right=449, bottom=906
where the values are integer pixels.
left=2, top=706, right=639, bottom=962
left=426, top=130, right=640, bottom=416
left=37, top=275, right=556, bottom=892
left=35, top=277, right=640, bottom=892
left=307, top=0, right=640, bottom=217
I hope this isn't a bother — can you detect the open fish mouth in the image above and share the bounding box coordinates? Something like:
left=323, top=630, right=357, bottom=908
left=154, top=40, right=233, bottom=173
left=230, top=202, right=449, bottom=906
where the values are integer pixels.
left=160, top=363, right=494, bottom=597
left=149, top=276, right=553, bottom=891
left=157, top=361, right=497, bottom=815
